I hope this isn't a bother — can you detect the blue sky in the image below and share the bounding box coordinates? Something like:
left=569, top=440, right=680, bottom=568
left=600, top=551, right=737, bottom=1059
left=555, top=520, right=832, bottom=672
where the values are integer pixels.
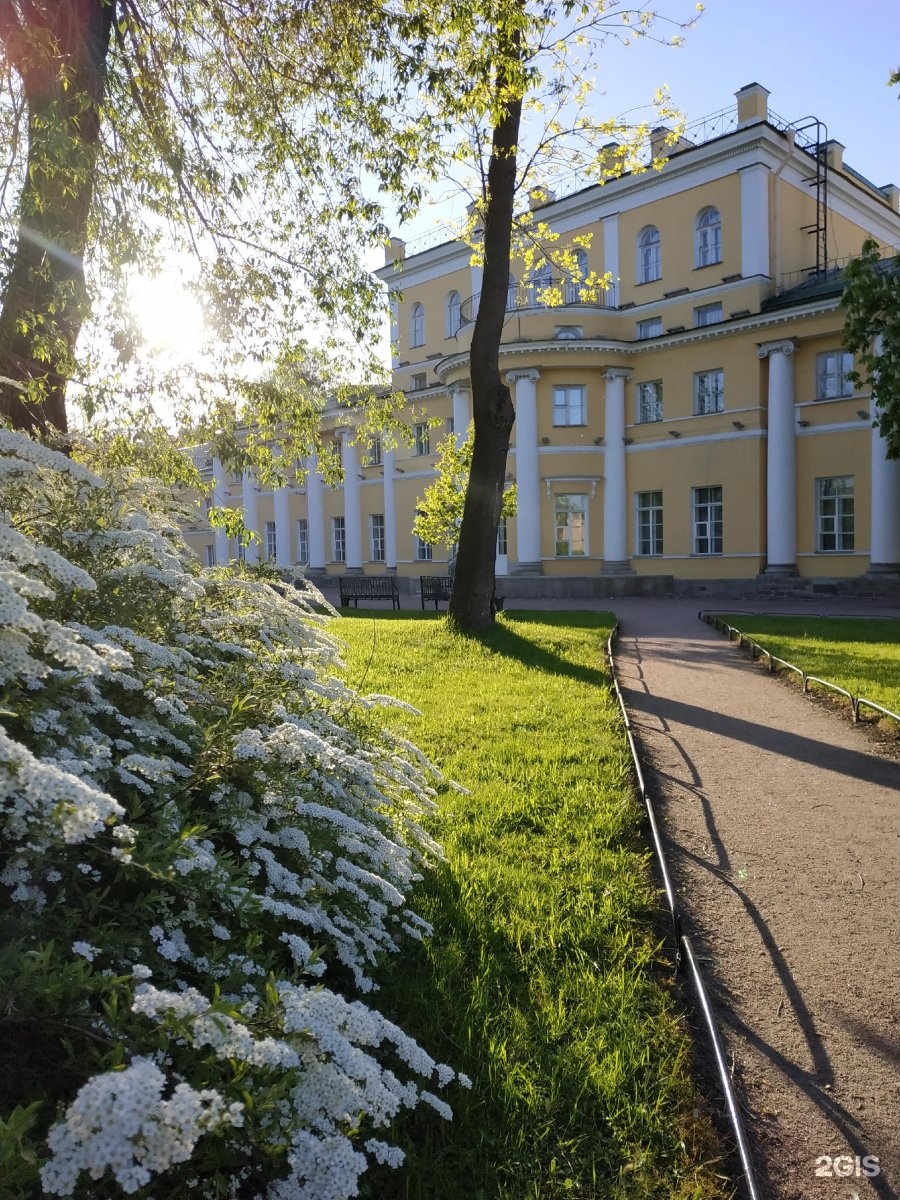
left=394, top=0, right=899, bottom=243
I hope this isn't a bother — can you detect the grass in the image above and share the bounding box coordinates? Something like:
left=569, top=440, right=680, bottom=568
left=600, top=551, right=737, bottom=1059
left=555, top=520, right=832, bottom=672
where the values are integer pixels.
left=718, top=614, right=900, bottom=719
left=336, top=610, right=727, bottom=1200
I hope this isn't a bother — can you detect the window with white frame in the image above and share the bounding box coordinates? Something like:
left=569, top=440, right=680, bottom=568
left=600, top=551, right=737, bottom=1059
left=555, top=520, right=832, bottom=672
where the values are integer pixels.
left=370, top=513, right=386, bottom=561
left=555, top=493, right=587, bottom=557
left=637, top=226, right=661, bottom=283
left=415, top=536, right=433, bottom=561
left=694, top=369, right=724, bottom=415
left=816, top=350, right=854, bottom=399
left=204, top=544, right=216, bottom=568
left=695, top=207, right=722, bottom=267
left=637, top=316, right=662, bottom=340
left=446, top=416, right=455, bottom=435
left=553, top=385, right=586, bottom=426
left=265, top=521, right=277, bottom=561
left=497, top=518, right=508, bottom=557
left=296, top=518, right=309, bottom=564
left=636, top=381, right=663, bottom=423
left=564, top=248, right=589, bottom=304
left=506, top=273, right=518, bottom=311
left=410, top=372, right=427, bottom=392
left=410, top=302, right=425, bottom=347
left=692, top=486, right=723, bottom=555
left=367, top=436, right=382, bottom=466
left=413, top=423, right=430, bottom=455
left=530, top=260, right=552, bottom=306
left=636, top=491, right=663, bottom=556
left=694, top=302, right=723, bottom=327
left=331, top=516, right=346, bottom=562
left=445, top=291, right=461, bottom=338
left=816, top=476, right=854, bottom=551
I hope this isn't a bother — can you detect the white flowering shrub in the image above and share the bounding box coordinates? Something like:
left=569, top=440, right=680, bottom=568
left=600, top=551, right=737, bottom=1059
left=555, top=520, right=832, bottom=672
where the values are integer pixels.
left=0, top=431, right=465, bottom=1198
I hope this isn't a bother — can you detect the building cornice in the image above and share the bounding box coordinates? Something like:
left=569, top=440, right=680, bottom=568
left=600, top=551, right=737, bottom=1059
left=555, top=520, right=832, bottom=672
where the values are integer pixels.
left=433, top=295, right=842, bottom=381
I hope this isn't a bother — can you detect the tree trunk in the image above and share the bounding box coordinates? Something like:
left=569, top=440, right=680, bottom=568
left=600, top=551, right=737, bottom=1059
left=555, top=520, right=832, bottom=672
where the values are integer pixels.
left=447, top=87, right=521, bottom=632
left=0, top=0, right=116, bottom=437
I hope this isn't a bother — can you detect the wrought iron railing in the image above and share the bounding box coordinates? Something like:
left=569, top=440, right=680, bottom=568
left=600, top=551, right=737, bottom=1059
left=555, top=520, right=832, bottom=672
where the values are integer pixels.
left=458, top=277, right=617, bottom=327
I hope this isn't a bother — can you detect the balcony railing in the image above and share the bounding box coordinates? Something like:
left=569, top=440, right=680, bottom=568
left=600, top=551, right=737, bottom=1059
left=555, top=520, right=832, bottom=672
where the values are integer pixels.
left=459, top=277, right=617, bottom=328
left=776, top=244, right=899, bottom=295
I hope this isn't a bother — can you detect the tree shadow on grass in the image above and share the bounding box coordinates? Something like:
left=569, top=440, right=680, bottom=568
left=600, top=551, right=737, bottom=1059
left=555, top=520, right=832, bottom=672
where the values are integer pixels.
left=463, top=614, right=612, bottom=692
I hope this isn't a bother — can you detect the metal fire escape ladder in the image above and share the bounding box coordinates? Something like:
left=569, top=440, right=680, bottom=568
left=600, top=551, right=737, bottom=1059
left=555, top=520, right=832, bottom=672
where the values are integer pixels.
left=789, top=116, right=829, bottom=278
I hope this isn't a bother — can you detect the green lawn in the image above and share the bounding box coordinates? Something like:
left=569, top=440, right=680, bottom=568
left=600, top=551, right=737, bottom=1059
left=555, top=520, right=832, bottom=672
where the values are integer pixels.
left=337, top=611, right=726, bottom=1200
left=718, top=614, right=900, bottom=719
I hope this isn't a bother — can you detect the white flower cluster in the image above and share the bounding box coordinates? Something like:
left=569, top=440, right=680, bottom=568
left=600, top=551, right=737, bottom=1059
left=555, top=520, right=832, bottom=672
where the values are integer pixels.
left=40, top=1058, right=242, bottom=1196
left=0, top=434, right=462, bottom=1200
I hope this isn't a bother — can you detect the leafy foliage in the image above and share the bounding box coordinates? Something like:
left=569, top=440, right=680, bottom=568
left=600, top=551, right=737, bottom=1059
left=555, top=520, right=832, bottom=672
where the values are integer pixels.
left=412, top=423, right=517, bottom=551
left=842, top=237, right=900, bottom=457
left=0, top=431, right=467, bottom=1198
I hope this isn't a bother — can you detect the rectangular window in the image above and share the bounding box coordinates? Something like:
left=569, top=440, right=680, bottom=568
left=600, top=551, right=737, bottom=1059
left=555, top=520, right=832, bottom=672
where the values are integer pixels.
left=410, top=372, right=427, bottom=392
left=553, top=385, right=586, bottom=426
left=636, top=491, right=663, bottom=555
left=370, top=513, right=386, bottom=561
left=265, top=521, right=277, bottom=561
left=692, top=486, right=723, bottom=555
left=637, top=317, right=663, bottom=340
left=367, top=437, right=382, bottom=466
left=413, top=423, right=430, bottom=456
left=446, top=416, right=455, bottom=435
left=636, top=381, right=663, bottom=423
left=694, top=302, right=723, bottom=327
left=296, top=518, right=309, bottom=564
left=204, top=544, right=216, bottom=568
left=555, top=493, right=587, bottom=557
left=415, top=536, right=433, bottom=561
left=816, top=476, right=855, bottom=551
left=816, top=350, right=854, bottom=399
left=694, top=369, right=724, bottom=415
left=497, top=518, right=508, bottom=557
left=331, top=516, right=346, bottom=563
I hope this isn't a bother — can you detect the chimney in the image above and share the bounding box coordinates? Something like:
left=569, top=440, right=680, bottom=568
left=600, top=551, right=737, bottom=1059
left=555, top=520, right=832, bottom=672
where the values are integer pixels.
left=650, top=126, right=694, bottom=161
left=880, top=183, right=900, bottom=213
left=823, top=140, right=845, bottom=170
left=384, top=236, right=406, bottom=266
left=528, top=187, right=556, bottom=211
left=735, top=82, right=770, bottom=128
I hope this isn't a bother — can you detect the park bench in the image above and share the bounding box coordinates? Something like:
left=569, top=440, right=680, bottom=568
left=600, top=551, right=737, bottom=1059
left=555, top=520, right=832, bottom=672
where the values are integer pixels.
left=338, top=574, right=400, bottom=610
left=420, top=575, right=453, bottom=610
left=420, top=574, right=505, bottom=614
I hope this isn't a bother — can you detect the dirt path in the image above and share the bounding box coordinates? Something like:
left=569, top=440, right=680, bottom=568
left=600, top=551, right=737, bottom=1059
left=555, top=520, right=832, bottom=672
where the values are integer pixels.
left=607, top=598, right=899, bottom=1200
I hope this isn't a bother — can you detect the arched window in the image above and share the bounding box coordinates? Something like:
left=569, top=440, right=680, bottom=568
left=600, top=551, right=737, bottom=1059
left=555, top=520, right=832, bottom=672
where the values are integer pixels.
left=565, top=248, right=589, bottom=304
left=445, top=291, right=461, bottom=338
left=410, top=302, right=425, bottom=347
left=695, top=207, right=722, bottom=267
left=531, top=260, right=552, bottom=306
left=637, top=226, right=661, bottom=283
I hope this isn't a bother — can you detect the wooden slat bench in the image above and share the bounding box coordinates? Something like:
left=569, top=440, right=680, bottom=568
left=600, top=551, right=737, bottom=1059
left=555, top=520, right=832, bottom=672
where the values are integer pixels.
left=420, top=575, right=452, bottom=610
left=338, top=574, right=400, bottom=610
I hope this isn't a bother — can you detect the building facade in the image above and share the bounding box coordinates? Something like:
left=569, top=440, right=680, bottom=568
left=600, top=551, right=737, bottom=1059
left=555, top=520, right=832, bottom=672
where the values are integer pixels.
left=184, top=83, right=900, bottom=591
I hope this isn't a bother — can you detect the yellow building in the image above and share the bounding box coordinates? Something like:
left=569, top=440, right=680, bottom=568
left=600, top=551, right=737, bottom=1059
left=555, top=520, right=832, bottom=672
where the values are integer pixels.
left=184, top=83, right=900, bottom=596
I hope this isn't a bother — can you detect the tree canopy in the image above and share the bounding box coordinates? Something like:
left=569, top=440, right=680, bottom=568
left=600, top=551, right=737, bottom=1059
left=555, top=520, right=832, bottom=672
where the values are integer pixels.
left=843, top=237, right=900, bottom=458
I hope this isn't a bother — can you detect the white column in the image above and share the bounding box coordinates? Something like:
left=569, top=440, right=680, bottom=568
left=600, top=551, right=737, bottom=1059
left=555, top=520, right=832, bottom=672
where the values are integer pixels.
left=759, top=340, right=797, bottom=573
left=274, top=484, right=292, bottom=568
left=340, top=432, right=363, bottom=571
left=305, top=453, right=326, bottom=570
left=602, top=213, right=619, bottom=302
left=212, top=457, right=230, bottom=565
left=506, top=369, right=541, bottom=572
left=241, top=470, right=260, bottom=565
left=869, top=334, right=900, bottom=572
left=602, top=369, right=632, bottom=572
left=451, top=385, right=470, bottom=448
left=383, top=447, right=398, bottom=571
left=470, top=263, right=483, bottom=323
left=740, top=163, right=770, bottom=279
left=389, top=294, right=400, bottom=369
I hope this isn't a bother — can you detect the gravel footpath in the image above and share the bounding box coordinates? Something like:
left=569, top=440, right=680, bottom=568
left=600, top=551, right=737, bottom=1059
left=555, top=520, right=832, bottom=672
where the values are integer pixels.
left=608, top=598, right=899, bottom=1200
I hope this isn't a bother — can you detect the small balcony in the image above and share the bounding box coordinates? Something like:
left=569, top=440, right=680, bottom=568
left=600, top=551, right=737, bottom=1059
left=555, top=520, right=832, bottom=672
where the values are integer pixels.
left=459, top=277, right=617, bottom=328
